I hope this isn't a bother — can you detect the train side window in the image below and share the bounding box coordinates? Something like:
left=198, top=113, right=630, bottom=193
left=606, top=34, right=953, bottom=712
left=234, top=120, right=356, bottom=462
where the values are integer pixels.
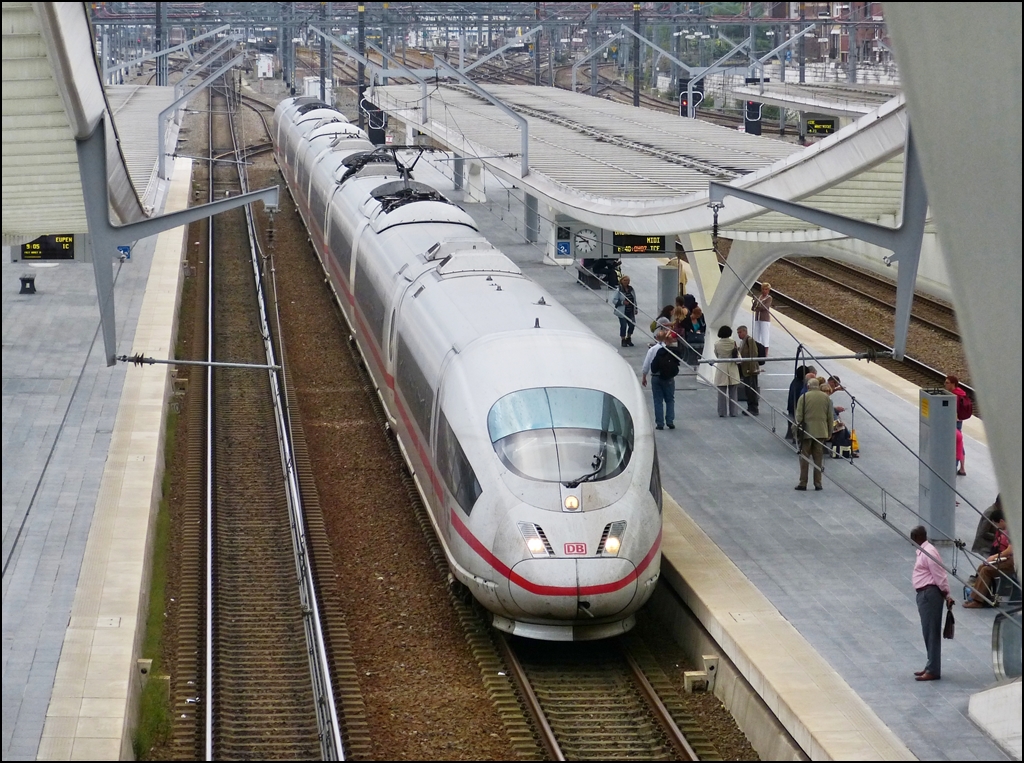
left=649, top=445, right=663, bottom=514
left=296, top=159, right=310, bottom=198
left=388, top=310, right=397, bottom=363
left=436, top=410, right=482, bottom=515
left=327, top=214, right=351, bottom=274
left=395, top=335, right=434, bottom=438
left=310, top=185, right=328, bottom=234
left=354, top=270, right=388, bottom=345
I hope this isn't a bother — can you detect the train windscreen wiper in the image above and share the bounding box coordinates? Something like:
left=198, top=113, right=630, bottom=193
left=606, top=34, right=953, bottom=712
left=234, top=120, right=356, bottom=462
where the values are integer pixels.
left=564, top=454, right=604, bottom=489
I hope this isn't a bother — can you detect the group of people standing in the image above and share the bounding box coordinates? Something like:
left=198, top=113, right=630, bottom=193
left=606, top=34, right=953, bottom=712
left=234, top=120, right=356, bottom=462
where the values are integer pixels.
left=618, top=277, right=775, bottom=429
left=786, top=366, right=853, bottom=490
left=614, top=278, right=708, bottom=361
left=709, top=283, right=772, bottom=418
left=710, top=324, right=765, bottom=418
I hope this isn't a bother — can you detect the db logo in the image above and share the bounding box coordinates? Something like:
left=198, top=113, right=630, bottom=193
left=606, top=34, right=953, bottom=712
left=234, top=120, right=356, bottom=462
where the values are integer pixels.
left=564, top=543, right=587, bottom=555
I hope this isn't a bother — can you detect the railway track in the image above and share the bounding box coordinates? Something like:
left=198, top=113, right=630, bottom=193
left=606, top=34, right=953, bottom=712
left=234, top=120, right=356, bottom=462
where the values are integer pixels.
left=777, top=257, right=960, bottom=339
left=764, top=280, right=976, bottom=405
left=169, top=81, right=345, bottom=760
left=498, top=634, right=720, bottom=761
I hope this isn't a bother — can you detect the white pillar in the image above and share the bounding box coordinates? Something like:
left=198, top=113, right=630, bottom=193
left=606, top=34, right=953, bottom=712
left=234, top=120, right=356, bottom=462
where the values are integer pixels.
left=465, top=160, right=486, bottom=203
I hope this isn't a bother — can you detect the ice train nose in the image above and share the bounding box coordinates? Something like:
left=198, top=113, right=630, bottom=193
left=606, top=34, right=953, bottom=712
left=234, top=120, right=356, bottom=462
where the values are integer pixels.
left=508, top=557, right=639, bottom=619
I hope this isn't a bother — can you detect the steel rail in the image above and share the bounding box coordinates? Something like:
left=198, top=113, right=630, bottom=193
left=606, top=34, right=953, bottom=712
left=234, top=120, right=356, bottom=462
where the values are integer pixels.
left=203, top=82, right=215, bottom=763
left=623, top=649, right=700, bottom=761
left=778, top=257, right=960, bottom=340
left=494, top=633, right=565, bottom=762
left=228, top=81, right=345, bottom=760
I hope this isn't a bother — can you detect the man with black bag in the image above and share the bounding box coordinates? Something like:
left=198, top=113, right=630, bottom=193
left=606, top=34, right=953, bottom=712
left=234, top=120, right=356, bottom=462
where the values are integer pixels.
left=910, top=525, right=956, bottom=681
left=641, top=328, right=679, bottom=430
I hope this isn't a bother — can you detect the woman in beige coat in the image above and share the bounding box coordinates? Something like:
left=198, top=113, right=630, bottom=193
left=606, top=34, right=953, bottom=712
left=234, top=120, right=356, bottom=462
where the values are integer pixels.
left=713, top=325, right=741, bottom=417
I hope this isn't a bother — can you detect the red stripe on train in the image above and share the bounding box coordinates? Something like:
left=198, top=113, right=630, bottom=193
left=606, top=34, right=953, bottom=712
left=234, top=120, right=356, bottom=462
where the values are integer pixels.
left=450, top=510, right=660, bottom=597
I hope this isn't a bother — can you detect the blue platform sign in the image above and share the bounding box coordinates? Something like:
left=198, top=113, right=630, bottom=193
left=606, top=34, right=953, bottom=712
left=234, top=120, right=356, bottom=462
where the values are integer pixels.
left=117, top=245, right=131, bottom=260
left=556, top=240, right=571, bottom=257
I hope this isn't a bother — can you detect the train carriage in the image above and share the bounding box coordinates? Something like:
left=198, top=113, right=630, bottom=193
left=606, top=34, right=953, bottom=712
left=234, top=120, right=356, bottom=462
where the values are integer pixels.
left=274, top=97, right=662, bottom=640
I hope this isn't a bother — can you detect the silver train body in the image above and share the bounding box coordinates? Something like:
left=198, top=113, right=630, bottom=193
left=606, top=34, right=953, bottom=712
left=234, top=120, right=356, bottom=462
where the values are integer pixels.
left=273, top=97, right=662, bottom=640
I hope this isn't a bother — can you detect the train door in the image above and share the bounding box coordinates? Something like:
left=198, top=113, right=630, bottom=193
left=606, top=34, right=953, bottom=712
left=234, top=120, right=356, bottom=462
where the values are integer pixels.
left=384, top=267, right=431, bottom=427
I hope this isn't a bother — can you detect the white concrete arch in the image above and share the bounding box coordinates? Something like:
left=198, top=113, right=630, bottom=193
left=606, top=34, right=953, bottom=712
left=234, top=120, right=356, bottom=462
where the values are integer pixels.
left=687, top=238, right=844, bottom=335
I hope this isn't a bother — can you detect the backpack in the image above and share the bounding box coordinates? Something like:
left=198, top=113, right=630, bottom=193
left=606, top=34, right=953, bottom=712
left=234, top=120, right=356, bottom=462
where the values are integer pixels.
left=956, top=391, right=973, bottom=421
left=652, top=347, right=680, bottom=380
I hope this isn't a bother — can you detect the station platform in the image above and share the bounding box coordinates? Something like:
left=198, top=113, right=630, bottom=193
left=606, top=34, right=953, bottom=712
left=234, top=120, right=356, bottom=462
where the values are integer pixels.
left=410, top=156, right=1011, bottom=760
left=2, top=161, right=190, bottom=760
left=731, top=81, right=898, bottom=118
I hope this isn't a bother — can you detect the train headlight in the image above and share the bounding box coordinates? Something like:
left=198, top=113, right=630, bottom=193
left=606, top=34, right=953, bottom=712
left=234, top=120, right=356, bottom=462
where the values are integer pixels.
left=564, top=495, right=580, bottom=511
left=518, top=522, right=553, bottom=558
left=599, top=521, right=627, bottom=556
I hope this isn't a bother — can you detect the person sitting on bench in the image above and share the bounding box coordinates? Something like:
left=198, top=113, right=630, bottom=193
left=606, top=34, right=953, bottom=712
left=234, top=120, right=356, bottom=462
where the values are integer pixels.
left=964, top=508, right=1016, bottom=608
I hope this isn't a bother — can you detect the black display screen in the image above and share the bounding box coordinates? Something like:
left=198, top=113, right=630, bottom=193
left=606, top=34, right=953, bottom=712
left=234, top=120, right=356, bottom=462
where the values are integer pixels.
left=21, top=235, right=75, bottom=260
left=612, top=232, right=666, bottom=255
left=806, top=119, right=836, bottom=135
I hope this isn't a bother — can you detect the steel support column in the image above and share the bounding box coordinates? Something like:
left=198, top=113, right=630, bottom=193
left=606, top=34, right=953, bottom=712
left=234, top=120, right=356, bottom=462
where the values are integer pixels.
left=525, top=193, right=540, bottom=243
left=632, top=3, right=640, bottom=107
left=453, top=155, right=464, bottom=190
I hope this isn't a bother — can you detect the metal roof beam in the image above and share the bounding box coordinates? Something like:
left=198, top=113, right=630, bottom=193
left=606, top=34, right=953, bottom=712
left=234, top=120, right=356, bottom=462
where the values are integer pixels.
left=101, top=23, right=230, bottom=80
left=79, top=115, right=279, bottom=365
left=619, top=23, right=695, bottom=77
left=365, top=40, right=428, bottom=123
left=572, top=33, right=622, bottom=93
left=710, top=129, right=926, bottom=360
left=174, top=37, right=241, bottom=99
left=680, top=35, right=754, bottom=117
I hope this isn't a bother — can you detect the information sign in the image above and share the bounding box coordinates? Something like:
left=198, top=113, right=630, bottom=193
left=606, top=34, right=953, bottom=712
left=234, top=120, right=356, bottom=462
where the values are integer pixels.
left=612, top=232, right=666, bottom=255
left=806, top=118, right=836, bottom=135
left=20, top=234, right=75, bottom=261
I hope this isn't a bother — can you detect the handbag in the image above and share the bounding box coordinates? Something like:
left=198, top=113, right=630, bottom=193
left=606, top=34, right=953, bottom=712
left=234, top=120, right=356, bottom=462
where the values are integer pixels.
left=943, top=600, right=955, bottom=640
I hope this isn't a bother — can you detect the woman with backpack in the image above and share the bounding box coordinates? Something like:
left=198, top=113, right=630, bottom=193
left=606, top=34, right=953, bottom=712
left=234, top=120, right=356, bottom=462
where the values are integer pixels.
left=944, top=375, right=972, bottom=475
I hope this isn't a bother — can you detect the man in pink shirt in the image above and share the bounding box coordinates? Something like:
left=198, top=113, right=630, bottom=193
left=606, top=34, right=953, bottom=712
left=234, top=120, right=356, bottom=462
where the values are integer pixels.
left=910, top=526, right=956, bottom=681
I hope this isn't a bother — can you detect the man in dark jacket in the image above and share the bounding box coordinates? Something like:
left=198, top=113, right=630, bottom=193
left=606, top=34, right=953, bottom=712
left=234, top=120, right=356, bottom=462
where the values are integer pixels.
left=736, top=325, right=760, bottom=416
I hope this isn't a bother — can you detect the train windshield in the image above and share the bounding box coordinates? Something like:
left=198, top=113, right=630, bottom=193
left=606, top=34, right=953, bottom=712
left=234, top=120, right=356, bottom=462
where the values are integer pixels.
left=487, top=388, right=633, bottom=484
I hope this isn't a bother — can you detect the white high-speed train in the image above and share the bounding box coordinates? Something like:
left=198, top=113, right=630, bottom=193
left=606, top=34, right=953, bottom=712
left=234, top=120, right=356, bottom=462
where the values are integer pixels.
left=273, top=97, right=662, bottom=640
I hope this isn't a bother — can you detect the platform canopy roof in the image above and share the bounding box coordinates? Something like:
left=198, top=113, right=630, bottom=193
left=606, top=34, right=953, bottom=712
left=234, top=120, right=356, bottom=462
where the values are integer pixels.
left=372, top=83, right=912, bottom=240
left=730, top=82, right=900, bottom=118
left=2, top=2, right=145, bottom=247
